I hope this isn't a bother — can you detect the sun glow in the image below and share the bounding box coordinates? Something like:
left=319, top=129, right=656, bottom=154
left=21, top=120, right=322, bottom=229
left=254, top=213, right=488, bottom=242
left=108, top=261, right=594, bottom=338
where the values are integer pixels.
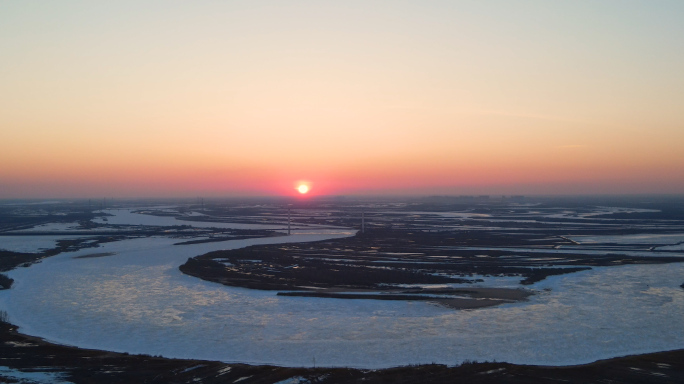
left=297, top=184, right=309, bottom=194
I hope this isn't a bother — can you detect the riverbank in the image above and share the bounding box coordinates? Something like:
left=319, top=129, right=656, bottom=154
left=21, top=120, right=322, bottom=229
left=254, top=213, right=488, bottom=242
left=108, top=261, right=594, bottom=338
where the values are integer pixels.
left=1, top=319, right=682, bottom=383
left=276, top=287, right=532, bottom=310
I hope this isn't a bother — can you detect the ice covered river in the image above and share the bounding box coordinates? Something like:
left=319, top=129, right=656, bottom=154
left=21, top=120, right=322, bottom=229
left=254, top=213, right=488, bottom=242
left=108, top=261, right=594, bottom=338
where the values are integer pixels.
left=1, top=210, right=683, bottom=368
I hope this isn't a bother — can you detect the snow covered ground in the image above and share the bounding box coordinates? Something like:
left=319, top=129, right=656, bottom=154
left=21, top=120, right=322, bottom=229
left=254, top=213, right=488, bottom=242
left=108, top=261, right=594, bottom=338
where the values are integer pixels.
left=9, top=222, right=82, bottom=232
left=569, top=233, right=684, bottom=245
left=442, top=246, right=684, bottom=258
left=0, top=209, right=682, bottom=368
left=0, top=235, right=93, bottom=253
left=0, top=366, right=71, bottom=383
left=94, top=208, right=322, bottom=231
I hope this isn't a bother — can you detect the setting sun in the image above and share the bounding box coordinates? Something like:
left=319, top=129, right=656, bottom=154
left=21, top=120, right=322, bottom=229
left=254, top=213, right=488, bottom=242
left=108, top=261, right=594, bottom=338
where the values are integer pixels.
left=297, top=184, right=309, bottom=194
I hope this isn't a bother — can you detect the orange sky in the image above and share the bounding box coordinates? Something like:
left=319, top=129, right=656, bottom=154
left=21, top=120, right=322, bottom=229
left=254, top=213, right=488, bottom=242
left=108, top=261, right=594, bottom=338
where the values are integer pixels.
left=1, top=1, right=684, bottom=198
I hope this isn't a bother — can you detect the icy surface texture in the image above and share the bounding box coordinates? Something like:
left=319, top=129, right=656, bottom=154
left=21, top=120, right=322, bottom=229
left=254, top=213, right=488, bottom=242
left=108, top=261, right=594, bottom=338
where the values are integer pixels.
left=0, top=235, right=91, bottom=253
left=1, top=208, right=683, bottom=368
left=1, top=234, right=682, bottom=368
left=0, top=366, right=71, bottom=383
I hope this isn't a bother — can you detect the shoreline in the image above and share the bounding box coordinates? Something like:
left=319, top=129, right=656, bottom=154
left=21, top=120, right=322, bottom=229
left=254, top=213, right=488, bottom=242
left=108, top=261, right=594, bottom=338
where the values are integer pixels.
left=1, top=320, right=682, bottom=383
left=277, top=287, right=533, bottom=310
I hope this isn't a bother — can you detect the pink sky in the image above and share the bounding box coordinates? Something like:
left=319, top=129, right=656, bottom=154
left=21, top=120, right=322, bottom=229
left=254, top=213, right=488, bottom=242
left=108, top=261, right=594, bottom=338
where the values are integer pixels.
left=2, top=1, right=683, bottom=198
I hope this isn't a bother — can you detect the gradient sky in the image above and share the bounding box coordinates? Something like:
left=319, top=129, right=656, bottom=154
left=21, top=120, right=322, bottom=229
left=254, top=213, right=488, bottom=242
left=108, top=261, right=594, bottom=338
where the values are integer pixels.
left=1, top=1, right=683, bottom=198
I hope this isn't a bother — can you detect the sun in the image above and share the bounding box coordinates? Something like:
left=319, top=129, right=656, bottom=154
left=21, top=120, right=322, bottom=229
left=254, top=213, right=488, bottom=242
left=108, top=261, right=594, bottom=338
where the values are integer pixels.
left=297, top=184, right=309, bottom=194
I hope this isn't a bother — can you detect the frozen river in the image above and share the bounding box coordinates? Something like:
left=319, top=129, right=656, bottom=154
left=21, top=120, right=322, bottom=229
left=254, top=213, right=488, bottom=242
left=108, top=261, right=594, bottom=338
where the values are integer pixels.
left=1, top=210, right=683, bottom=368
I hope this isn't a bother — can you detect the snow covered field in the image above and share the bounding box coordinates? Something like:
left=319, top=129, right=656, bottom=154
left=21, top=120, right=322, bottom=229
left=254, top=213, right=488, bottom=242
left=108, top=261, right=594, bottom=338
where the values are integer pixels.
left=94, top=208, right=329, bottom=231
left=0, top=209, right=683, bottom=368
left=0, top=235, right=93, bottom=253
left=569, top=233, right=684, bottom=245
left=0, top=366, right=70, bottom=383
left=443, top=246, right=684, bottom=258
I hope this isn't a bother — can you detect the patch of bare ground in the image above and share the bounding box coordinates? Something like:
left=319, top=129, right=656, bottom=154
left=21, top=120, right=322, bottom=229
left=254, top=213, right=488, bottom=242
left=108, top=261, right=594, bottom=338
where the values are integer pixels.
left=73, top=252, right=116, bottom=259
left=277, top=287, right=532, bottom=309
